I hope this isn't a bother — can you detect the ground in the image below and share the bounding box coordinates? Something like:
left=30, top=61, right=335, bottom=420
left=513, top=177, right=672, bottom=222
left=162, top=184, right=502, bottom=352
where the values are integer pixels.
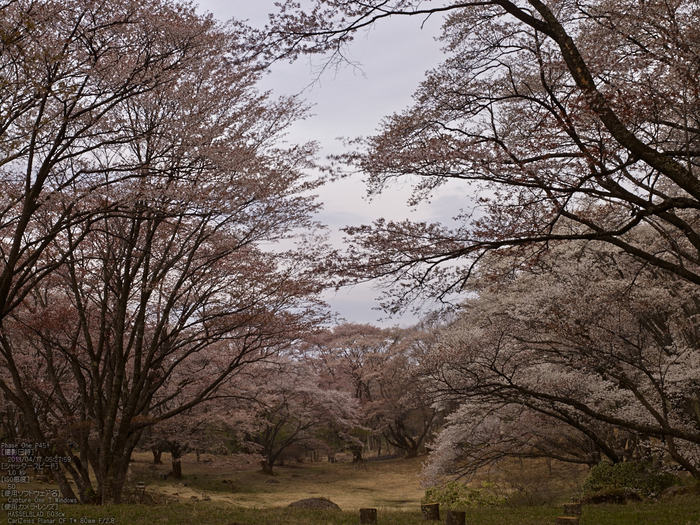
left=2, top=452, right=700, bottom=525
left=134, top=451, right=426, bottom=510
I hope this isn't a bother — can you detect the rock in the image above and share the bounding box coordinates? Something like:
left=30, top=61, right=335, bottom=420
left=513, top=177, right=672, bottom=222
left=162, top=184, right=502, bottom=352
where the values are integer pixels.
left=288, top=497, right=341, bottom=510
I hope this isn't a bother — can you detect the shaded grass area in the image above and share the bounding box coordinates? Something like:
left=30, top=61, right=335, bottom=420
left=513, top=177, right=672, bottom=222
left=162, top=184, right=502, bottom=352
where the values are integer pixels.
left=4, top=497, right=698, bottom=525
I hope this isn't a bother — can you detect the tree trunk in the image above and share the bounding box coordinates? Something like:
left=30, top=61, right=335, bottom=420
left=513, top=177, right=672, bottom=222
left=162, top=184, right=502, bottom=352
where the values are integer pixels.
left=421, top=503, right=440, bottom=520
left=165, top=440, right=190, bottom=480
left=359, top=508, right=377, bottom=524
left=405, top=444, right=420, bottom=458
left=171, top=448, right=184, bottom=479
left=446, top=510, right=466, bottom=525
left=172, top=458, right=182, bottom=479
left=53, top=468, right=80, bottom=503
left=151, top=444, right=163, bottom=464
left=260, top=458, right=274, bottom=475
left=101, top=467, right=127, bottom=505
left=351, top=446, right=365, bottom=468
left=99, top=444, right=139, bottom=505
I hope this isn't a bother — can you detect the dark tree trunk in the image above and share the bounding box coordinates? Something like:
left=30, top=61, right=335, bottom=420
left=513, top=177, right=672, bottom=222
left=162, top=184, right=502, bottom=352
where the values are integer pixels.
left=165, top=440, right=190, bottom=480
left=351, top=445, right=365, bottom=467
left=260, top=458, right=274, bottom=475
left=384, top=410, right=436, bottom=458
left=446, top=510, right=466, bottom=525
left=421, top=503, right=440, bottom=520
left=172, top=458, right=182, bottom=479
left=151, top=443, right=164, bottom=464
left=359, top=508, right=377, bottom=524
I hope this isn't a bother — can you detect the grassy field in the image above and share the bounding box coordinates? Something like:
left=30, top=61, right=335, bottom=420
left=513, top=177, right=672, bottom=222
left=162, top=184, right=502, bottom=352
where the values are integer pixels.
left=136, top=452, right=426, bottom=510
left=3, top=498, right=696, bottom=525
left=2, top=452, right=700, bottom=524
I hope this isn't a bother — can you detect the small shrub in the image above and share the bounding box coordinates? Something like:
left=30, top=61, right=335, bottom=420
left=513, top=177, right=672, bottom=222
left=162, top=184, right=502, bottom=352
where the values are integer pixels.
left=423, top=481, right=506, bottom=509
left=582, top=461, right=680, bottom=498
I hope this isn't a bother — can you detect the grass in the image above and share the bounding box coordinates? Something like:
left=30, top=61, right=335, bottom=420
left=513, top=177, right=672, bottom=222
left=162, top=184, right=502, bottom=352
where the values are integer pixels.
left=3, top=498, right=699, bottom=525
left=1, top=452, right=699, bottom=524
left=131, top=451, right=426, bottom=510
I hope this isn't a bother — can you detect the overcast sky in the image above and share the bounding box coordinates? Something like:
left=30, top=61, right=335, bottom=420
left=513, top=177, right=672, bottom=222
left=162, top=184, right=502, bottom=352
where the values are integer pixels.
left=194, top=1, right=467, bottom=326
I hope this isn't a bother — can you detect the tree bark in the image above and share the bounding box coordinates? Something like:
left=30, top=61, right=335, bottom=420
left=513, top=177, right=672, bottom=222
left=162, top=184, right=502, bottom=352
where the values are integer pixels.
left=359, top=508, right=377, bottom=524
left=260, top=459, right=275, bottom=475
left=446, top=510, right=466, bottom=525
left=421, top=503, right=440, bottom=520
left=151, top=444, right=164, bottom=464
left=166, top=441, right=190, bottom=480
left=172, top=459, right=182, bottom=479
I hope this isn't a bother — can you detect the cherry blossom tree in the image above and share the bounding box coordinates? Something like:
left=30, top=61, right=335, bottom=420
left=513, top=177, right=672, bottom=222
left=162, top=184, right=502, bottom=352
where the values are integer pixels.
left=145, top=393, right=256, bottom=479
left=0, top=0, right=260, bottom=322
left=309, top=323, right=441, bottom=458
left=370, top=327, right=440, bottom=458
left=266, top=0, right=700, bottom=482
left=422, top=239, right=700, bottom=481
left=0, top=0, right=326, bottom=504
left=241, top=359, right=360, bottom=474
left=267, top=0, right=700, bottom=311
